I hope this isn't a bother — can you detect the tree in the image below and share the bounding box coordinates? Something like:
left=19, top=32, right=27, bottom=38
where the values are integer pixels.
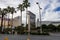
left=57, top=25, right=60, bottom=32
left=48, top=24, right=56, bottom=32
left=17, top=4, right=25, bottom=26
left=10, top=7, right=16, bottom=29
left=41, top=24, right=47, bottom=32
left=0, top=8, right=8, bottom=32
left=23, top=0, right=30, bottom=27
left=0, top=8, right=2, bottom=32
left=6, top=6, right=11, bottom=28
left=21, top=24, right=24, bottom=27
left=15, top=26, right=24, bottom=34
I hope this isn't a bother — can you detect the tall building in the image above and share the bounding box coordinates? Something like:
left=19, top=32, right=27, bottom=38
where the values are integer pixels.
left=27, top=11, right=36, bottom=30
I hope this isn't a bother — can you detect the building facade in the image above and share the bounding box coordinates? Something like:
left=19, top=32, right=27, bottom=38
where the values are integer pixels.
left=27, top=11, right=36, bottom=32
left=0, top=16, right=21, bottom=28
left=12, top=16, right=21, bottom=27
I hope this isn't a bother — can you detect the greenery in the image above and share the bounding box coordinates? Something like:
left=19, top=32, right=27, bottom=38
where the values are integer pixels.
left=1, top=24, right=60, bottom=35
left=15, top=26, right=24, bottom=34
left=57, top=25, right=60, bottom=32
left=17, top=3, right=25, bottom=26
left=0, top=8, right=8, bottom=32
left=2, top=28, right=12, bottom=34
left=23, top=0, right=30, bottom=27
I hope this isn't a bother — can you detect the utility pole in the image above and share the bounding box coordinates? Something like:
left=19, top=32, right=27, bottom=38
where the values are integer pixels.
left=36, top=2, right=42, bottom=33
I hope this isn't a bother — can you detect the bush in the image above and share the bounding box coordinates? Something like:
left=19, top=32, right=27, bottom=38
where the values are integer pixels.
left=38, top=32, right=49, bottom=35
left=30, top=32, right=49, bottom=35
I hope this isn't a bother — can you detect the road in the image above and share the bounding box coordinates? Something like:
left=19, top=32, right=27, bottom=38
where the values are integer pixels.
left=0, top=34, right=60, bottom=40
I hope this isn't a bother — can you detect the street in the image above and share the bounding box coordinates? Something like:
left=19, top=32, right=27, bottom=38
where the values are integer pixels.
left=0, top=34, right=60, bottom=40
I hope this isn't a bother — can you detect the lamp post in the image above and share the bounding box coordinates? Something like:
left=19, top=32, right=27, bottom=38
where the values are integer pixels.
left=36, top=2, right=42, bottom=33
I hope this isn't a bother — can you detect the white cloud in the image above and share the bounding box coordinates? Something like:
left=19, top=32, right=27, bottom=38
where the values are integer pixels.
left=43, top=12, right=58, bottom=21
left=0, top=0, right=23, bottom=7
left=41, top=0, right=60, bottom=21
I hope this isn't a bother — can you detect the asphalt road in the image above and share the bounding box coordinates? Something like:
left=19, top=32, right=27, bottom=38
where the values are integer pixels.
left=0, top=34, right=60, bottom=40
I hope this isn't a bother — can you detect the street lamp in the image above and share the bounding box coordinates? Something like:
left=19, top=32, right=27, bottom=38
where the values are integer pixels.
left=36, top=2, right=42, bottom=33
left=36, top=2, right=42, bottom=9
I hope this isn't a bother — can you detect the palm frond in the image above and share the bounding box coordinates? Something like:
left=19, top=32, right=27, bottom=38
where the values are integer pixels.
left=17, top=4, right=25, bottom=11
left=23, top=0, right=30, bottom=8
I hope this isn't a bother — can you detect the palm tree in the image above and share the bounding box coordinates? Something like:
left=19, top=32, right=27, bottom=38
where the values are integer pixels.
left=23, top=0, right=30, bottom=27
left=17, top=4, right=25, bottom=26
left=10, top=7, right=16, bottom=32
left=0, top=8, right=2, bottom=32
left=6, top=6, right=11, bottom=28
left=7, top=14, right=10, bottom=28
left=0, top=8, right=8, bottom=32
left=23, top=0, right=30, bottom=40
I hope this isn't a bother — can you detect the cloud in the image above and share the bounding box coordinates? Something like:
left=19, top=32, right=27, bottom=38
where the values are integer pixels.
left=43, top=12, right=58, bottom=21
left=0, top=0, right=23, bottom=8
left=53, top=7, right=60, bottom=12
left=41, top=0, right=60, bottom=21
left=44, top=4, right=50, bottom=10
left=57, top=0, right=60, bottom=3
left=42, top=3, right=50, bottom=17
left=0, top=0, right=60, bottom=23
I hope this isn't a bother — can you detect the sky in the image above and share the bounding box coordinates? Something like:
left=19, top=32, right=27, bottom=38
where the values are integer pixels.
left=0, top=0, right=60, bottom=23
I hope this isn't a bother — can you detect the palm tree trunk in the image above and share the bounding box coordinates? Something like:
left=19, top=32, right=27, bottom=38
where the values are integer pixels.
left=26, top=8, right=28, bottom=27
left=4, top=16, right=5, bottom=29
left=21, top=11, right=22, bottom=26
left=11, top=14, right=13, bottom=27
left=8, top=14, right=9, bottom=28
left=1, top=14, right=4, bottom=32
left=11, top=13, right=13, bottom=34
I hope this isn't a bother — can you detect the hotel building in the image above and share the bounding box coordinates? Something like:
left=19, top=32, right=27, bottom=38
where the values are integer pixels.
left=0, top=16, right=21, bottom=28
